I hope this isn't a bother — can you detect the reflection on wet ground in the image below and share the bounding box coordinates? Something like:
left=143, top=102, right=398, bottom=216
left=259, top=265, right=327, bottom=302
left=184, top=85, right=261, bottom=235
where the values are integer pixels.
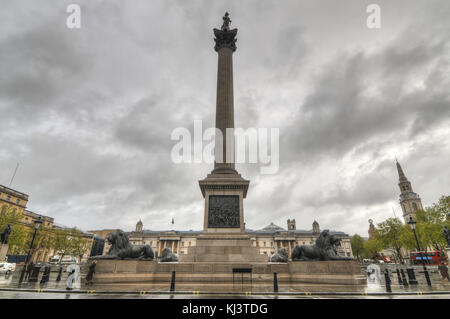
left=1, top=270, right=450, bottom=298
left=1, top=290, right=450, bottom=299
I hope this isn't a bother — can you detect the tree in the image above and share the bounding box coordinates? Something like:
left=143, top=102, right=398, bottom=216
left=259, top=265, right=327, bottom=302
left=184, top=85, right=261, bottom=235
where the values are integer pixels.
left=431, top=195, right=450, bottom=222
left=363, top=238, right=382, bottom=260
left=375, top=218, right=408, bottom=264
left=404, top=200, right=449, bottom=251
left=32, top=224, right=57, bottom=262
left=350, top=235, right=365, bottom=261
left=51, top=227, right=91, bottom=263
left=0, top=205, right=29, bottom=254
left=69, top=229, right=90, bottom=263
left=52, top=228, right=73, bottom=263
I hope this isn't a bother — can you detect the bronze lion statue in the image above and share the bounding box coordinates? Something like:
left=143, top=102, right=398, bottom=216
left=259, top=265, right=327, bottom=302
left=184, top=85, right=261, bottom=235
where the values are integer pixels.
left=159, top=247, right=178, bottom=262
left=89, top=230, right=154, bottom=260
left=270, top=247, right=289, bottom=263
left=291, top=229, right=353, bottom=261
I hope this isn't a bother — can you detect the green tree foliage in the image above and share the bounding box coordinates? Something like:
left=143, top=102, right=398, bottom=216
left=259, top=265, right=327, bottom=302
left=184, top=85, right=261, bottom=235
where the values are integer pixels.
left=362, top=238, right=382, bottom=259
left=372, top=195, right=449, bottom=262
left=350, top=235, right=365, bottom=261
left=0, top=205, right=29, bottom=254
left=52, top=228, right=73, bottom=263
left=431, top=195, right=450, bottom=222
left=52, top=227, right=90, bottom=263
left=402, top=198, right=449, bottom=251
left=375, top=218, right=408, bottom=264
left=69, top=229, right=91, bottom=263
left=32, top=224, right=57, bottom=260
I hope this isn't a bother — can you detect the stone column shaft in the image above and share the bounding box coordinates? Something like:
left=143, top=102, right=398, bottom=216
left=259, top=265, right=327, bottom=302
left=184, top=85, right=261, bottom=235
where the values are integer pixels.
left=211, top=27, right=238, bottom=175
left=214, top=47, right=235, bottom=172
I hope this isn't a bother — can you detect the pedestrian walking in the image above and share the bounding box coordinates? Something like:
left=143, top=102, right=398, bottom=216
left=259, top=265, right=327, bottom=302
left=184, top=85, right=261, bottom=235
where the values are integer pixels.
left=438, top=261, right=450, bottom=284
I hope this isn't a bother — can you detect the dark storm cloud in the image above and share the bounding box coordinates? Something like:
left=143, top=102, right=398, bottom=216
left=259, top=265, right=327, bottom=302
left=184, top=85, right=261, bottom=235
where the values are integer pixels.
left=0, top=19, right=92, bottom=120
left=283, top=36, right=450, bottom=163
left=0, top=0, right=449, bottom=236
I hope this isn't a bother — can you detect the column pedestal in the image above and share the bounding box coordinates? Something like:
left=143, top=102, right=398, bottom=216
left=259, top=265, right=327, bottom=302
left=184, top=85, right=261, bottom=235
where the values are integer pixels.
left=199, top=172, right=249, bottom=234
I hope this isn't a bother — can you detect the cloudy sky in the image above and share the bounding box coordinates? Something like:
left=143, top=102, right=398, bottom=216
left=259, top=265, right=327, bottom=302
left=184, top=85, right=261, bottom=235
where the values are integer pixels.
left=1, top=0, right=449, bottom=236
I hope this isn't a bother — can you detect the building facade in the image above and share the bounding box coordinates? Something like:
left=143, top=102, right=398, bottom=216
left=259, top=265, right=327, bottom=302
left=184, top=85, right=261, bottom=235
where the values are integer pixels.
left=127, top=220, right=353, bottom=259
left=0, top=184, right=29, bottom=215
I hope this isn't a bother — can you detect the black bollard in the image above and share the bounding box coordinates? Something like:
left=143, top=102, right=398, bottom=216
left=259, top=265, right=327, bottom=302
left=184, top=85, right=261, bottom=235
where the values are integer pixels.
left=56, top=267, right=63, bottom=282
left=423, top=269, right=432, bottom=287
left=273, top=272, right=278, bottom=293
left=40, top=266, right=51, bottom=284
left=28, top=266, right=41, bottom=283
left=406, top=268, right=418, bottom=285
left=170, top=270, right=176, bottom=292
left=384, top=269, right=392, bottom=293
left=396, top=269, right=402, bottom=285
left=400, top=269, right=409, bottom=287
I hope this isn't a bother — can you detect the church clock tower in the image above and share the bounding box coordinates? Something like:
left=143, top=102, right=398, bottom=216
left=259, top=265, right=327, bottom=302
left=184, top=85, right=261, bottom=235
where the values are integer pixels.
left=396, top=160, right=423, bottom=222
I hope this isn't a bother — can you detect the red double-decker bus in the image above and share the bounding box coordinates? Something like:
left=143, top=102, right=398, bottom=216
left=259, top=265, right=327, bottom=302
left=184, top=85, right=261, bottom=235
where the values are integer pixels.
left=410, top=251, right=448, bottom=266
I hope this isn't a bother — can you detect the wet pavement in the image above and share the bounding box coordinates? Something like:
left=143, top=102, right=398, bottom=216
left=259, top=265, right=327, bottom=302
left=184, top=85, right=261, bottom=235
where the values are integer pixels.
left=1, top=267, right=450, bottom=299
left=1, top=290, right=450, bottom=299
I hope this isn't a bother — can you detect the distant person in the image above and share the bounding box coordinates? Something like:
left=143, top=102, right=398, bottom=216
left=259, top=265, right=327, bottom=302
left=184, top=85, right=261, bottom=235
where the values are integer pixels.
left=438, top=262, right=450, bottom=283
left=85, top=260, right=97, bottom=285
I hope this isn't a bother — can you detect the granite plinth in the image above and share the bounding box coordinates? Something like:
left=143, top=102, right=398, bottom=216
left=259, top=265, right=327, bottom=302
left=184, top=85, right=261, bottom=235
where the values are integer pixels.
left=179, top=234, right=268, bottom=263
left=92, top=260, right=365, bottom=286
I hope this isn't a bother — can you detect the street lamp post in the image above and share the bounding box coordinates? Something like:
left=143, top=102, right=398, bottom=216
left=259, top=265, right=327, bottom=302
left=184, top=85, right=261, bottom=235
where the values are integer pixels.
left=407, top=216, right=432, bottom=287
left=19, top=216, right=43, bottom=284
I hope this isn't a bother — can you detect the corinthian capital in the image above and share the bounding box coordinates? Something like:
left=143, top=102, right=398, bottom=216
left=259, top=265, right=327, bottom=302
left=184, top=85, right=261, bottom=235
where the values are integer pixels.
left=213, top=28, right=237, bottom=52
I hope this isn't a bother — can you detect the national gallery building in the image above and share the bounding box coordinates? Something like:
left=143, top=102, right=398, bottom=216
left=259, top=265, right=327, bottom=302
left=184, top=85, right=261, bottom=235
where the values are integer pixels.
left=126, top=219, right=353, bottom=260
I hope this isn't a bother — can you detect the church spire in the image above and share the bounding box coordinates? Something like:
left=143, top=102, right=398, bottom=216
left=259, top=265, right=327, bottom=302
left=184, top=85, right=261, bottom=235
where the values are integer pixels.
left=396, top=160, right=423, bottom=222
left=396, top=159, right=407, bottom=182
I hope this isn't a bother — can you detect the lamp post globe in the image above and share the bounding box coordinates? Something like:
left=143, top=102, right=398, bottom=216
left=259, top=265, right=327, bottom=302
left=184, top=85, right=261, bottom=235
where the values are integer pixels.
left=34, top=217, right=43, bottom=230
left=408, top=216, right=416, bottom=231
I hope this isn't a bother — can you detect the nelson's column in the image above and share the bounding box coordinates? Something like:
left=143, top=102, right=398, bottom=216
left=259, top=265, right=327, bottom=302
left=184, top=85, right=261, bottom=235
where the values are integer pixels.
left=181, top=13, right=265, bottom=263
left=199, top=12, right=249, bottom=234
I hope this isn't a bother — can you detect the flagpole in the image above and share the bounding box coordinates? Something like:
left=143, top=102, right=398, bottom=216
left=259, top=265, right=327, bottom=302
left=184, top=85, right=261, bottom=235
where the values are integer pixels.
left=9, top=163, right=19, bottom=187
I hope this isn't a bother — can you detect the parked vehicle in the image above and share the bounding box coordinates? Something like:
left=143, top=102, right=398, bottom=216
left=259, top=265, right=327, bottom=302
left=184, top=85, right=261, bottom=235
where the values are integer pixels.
left=383, top=257, right=392, bottom=263
left=50, top=256, right=77, bottom=265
